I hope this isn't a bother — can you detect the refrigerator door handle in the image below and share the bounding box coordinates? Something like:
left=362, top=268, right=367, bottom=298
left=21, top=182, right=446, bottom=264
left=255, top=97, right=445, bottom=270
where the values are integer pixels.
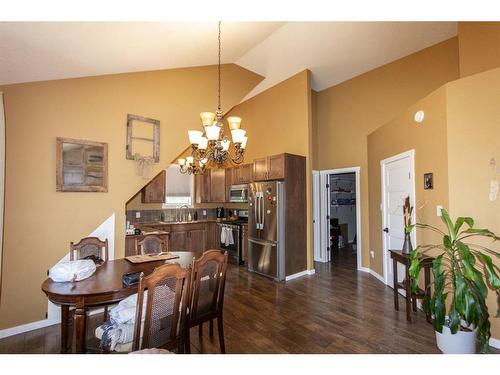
left=254, top=197, right=258, bottom=230
left=248, top=238, right=277, bottom=247
left=261, top=195, right=265, bottom=229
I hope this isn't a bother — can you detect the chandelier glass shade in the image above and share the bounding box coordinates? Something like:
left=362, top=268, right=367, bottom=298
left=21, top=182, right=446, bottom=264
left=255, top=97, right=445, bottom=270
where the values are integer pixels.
left=179, top=22, right=247, bottom=175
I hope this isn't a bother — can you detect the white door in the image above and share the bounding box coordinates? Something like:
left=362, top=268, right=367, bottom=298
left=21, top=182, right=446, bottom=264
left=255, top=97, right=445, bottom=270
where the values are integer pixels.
left=381, top=150, right=415, bottom=287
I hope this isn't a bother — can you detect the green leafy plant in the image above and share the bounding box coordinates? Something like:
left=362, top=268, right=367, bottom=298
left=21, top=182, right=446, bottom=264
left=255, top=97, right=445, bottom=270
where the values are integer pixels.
left=407, top=209, right=500, bottom=353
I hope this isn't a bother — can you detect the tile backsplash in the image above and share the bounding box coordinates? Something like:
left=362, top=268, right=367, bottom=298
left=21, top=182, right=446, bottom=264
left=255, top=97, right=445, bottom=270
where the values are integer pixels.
left=126, top=207, right=245, bottom=224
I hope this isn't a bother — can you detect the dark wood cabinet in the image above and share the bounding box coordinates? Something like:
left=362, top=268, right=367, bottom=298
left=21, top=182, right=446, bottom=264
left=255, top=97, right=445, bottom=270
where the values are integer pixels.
left=194, top=168, right=226, bottom=203
left=195, top=172, right=211, bottom=204
left=141, top=170, right=166, bottom=203
left=169, top=223, right=207, bottom=252
left=252, top=154, right=285, bottom=181
left=267, top=154, right=285, bottom=180
left=252, top=157, right=268, bottom=181
left=239, top=163, right=253, bottom=184
left=189, top=229, right=207, bottom=252
left=209, top=168, right=226, bottom=202
left=230, top=163, right=253, bottom=185
left=169, top=230, right=189, bottom=251
left=241, top=224, right=248, bottom=263
left=206, top=222, right=219, bottom=250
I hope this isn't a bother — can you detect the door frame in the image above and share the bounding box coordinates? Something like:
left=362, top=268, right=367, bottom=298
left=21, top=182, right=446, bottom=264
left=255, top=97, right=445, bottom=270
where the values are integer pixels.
left=312, top=171, right=321, bottom=263
left=380, top=149, right=416, bottom=286
left=317, top=167, right=362, bottom=271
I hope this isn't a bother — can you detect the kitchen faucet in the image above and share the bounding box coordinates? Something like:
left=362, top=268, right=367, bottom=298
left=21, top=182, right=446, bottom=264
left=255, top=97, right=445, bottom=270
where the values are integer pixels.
left=178, top=204, right=190, bottom=222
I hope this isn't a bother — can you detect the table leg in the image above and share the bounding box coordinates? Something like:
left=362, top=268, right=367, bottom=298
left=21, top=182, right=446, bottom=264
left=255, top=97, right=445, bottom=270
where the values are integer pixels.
left=405, top=265, right=412, bottom=323
left=74, top=298, right=87, bottom=354
left=392, top=258, right=399, bottom=311
left=60, top=305, right=71, bottom=353
left=424, top=265, right=432, bottom=323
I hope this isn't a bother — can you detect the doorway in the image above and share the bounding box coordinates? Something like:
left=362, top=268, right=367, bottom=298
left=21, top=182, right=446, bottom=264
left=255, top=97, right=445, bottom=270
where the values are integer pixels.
left=381, top=150, right=416, bottom=287
left=317, top=167, right=361, bottom=271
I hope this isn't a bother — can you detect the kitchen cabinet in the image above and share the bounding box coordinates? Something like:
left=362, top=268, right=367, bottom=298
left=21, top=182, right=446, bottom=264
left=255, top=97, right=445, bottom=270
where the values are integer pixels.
left=230, top=163, right=253, bottom=185
left=189, top=229, right=207, bottom=252
left=194, top=168, right=226, bottom=203
left=252, top=157, right=268, bottom=181
left=168, top=223, right=207, bottom=252
left=194, top=172, right=211, bottom=204
left=206, top=222, right=219, bottom=250
left=252, top=154, right=285, bottom=181
left=210, top=168, right=226, bottom=202
left=141, top=170, right=166, bottom=203
left=241, top=223, right=248, bottom=263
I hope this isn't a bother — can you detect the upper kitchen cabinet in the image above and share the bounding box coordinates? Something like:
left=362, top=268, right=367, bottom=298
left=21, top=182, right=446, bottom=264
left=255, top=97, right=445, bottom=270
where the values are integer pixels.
left=194, top=172, right=211, bottom=204
left=210, top=168, right=226, bottom=202
left=194, top=168, right=227, bottom=203
left=141, top=170, right=166, bottom=203
left=252, top=154, right=285, bottom=181
left=231, top=163, right=253, bottom=184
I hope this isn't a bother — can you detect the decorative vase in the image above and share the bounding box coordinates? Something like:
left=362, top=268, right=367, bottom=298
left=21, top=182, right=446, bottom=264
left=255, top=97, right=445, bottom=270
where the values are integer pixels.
left=402, top=233, right=413, bottom=254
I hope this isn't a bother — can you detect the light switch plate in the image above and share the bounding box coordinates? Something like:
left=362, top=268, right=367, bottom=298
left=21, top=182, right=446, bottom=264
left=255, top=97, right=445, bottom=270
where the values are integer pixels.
left=135, top=212, right=141, bottom=218
left=436, top=205, right=443, bottom=217
left=370, top=250, right=375, bottom=258
left=490, top=180, right=498, bottom=202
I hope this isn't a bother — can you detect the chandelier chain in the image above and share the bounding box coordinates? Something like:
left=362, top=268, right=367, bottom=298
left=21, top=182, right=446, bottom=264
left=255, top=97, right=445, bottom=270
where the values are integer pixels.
left=217, top=21, right=221, bottom=112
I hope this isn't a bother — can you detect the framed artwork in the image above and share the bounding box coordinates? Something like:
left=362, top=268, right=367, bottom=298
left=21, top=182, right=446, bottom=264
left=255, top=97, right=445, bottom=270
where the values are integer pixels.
left=56, top=137, right=108, bottom=192
left=424, top=173, right=433, bottom=190
left=126, top=114, right=160, bottom=162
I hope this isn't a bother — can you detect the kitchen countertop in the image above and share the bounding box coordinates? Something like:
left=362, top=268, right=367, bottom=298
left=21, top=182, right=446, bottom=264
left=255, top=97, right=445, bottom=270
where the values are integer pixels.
left=131, top=219, right=246, bottom=226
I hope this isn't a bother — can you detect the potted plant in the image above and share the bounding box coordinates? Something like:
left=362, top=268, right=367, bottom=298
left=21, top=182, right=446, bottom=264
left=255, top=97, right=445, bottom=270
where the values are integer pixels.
left=407, top=209, right=500, bottom=353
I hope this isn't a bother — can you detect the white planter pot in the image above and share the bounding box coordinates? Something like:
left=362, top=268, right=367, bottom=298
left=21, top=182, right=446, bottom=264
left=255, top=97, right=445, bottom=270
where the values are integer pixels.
left=435, top=325, right=477, bottom=354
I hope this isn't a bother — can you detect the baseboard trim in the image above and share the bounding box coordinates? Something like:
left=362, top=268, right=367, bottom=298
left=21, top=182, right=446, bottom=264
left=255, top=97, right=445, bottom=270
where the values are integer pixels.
left=358, top=266, right=385, bottom=284
left=285, top=269, right=316, bottom=281
left=490, top=337, right=500, bottom=349
left=0, top=318, right=59, bottom=339
left=0, top=306, right=106, bottom=339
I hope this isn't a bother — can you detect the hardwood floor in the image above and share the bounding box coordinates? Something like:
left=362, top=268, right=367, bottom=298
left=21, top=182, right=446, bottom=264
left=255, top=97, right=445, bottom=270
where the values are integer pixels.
left=0, top=247, right=463, bottom=354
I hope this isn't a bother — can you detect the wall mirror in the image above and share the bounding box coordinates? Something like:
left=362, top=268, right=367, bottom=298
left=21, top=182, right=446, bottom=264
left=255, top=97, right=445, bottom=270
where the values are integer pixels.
left=56, top=137, right=108, bottom=192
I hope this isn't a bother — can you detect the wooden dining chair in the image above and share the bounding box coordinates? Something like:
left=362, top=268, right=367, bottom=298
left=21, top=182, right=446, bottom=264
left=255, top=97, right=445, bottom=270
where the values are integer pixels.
left=70, top=237, right=110, bottom=320
left=133, top=263, right=191, bottom=353
left=70, top=237, right=109, bottom=263
left=135, top=235, right=168, bottom=255
left=185, top=249, right=228, bottom=354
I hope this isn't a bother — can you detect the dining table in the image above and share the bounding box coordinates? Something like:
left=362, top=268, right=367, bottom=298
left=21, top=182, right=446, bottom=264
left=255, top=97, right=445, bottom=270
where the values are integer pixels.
left=41, top=251, right=199, bottom=354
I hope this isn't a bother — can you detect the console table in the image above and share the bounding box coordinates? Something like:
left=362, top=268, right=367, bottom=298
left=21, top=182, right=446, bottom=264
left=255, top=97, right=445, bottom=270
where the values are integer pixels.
left=389, top=249, right=434, bottom=323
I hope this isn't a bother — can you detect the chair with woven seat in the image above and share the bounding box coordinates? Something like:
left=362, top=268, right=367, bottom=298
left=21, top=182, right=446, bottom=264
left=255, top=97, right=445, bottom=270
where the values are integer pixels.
left=132, top=263, right=191, bottom=352
left=185, top=249, right=228, bottom=354
left=95, top=262, right=191, bottom=353
left=70, top=237, right=110, bottom=320
left=135, top=235, right=168, bottom=255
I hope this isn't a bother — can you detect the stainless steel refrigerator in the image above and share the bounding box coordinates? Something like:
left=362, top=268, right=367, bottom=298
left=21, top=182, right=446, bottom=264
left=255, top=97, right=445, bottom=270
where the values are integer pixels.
left=248, top=181, right=285, bottom=281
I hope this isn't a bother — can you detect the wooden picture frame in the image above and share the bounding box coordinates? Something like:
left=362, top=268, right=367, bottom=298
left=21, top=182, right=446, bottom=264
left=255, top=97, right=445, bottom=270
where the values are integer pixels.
left=56, top=137, right=108, bottom=192
left=126, top=114, right=160, bottom=162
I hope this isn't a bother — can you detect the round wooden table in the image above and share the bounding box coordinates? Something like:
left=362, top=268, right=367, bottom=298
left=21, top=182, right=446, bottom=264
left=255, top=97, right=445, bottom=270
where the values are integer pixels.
left=41, top=251, right=198, bottom=353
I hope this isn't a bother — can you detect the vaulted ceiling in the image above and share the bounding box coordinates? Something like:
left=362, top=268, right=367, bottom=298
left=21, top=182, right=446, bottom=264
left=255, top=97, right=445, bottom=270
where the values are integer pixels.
left=0, top=22, right=457, bottom=98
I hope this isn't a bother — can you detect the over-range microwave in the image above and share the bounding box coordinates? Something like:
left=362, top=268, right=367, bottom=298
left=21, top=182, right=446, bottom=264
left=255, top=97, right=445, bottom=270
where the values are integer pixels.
left=229, top=184, right=249, bottom=203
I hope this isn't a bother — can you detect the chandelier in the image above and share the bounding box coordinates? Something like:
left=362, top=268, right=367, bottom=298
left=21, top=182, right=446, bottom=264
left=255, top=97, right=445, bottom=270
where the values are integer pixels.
left=178, top=21, right=247, bottom=175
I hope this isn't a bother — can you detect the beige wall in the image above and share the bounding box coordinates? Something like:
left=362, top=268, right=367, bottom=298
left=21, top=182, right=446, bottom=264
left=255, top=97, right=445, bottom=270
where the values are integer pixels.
left=458, top=22, right=500, bottom=78
left=315, top=37, right=460, bottom=268
left=446, top=67, right=500, bottom=338
left=225, top=70, right=314, bottom=269
left=367, top=87, right=450, bottom=276
left=0, top=64, right=262, bottom=329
